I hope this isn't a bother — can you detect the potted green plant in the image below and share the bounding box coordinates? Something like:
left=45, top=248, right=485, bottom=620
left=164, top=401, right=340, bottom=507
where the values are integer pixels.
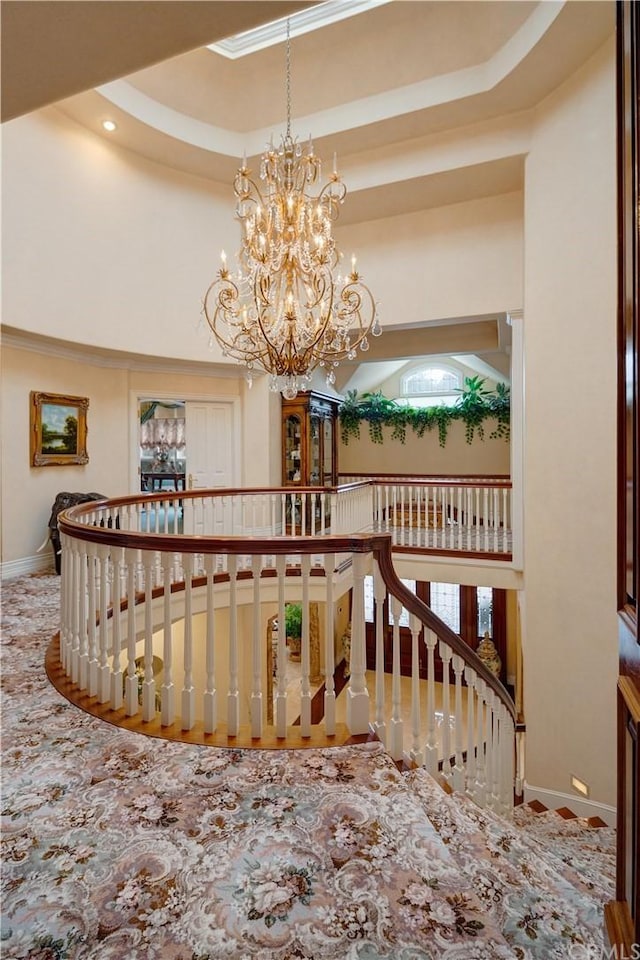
left=285, top=603, right=303, bottom=661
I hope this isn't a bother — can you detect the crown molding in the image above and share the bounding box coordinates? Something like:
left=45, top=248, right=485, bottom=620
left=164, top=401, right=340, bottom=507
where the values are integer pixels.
left=1, top=326, right=243, bottom=380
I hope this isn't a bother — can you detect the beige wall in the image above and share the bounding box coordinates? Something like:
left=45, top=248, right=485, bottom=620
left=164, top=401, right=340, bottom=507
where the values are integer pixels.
left=339, top=419, right=510, bottom=476
left=0, top=343, right=244, bottom=566
left=335, top=191, right=523, bottom=327
left=1, top=110, right=524, bottom=363
left=1, top=345, right=129, bottom=565
left=1, top=109, right=235, bottom=364
left=522, top=38, right=618, bottom=807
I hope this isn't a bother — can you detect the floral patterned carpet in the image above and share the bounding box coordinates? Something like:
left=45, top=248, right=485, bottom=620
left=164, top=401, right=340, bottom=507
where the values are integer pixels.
left=1, top=574, right=615, bottom=959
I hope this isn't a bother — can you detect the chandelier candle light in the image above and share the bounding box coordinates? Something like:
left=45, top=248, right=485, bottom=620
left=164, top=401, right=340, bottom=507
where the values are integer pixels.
left=203, top=20, right=381, bottom=399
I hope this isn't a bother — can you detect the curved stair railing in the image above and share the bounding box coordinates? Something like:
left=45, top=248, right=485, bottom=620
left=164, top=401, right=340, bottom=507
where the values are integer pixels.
left=55, top=488, right=517, bottom=813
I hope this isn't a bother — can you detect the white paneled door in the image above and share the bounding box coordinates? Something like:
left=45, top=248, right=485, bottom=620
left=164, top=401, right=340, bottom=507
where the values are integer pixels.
left=184, top=401, right=236, bottom=536
left=185, top=401, right=234, bottom=491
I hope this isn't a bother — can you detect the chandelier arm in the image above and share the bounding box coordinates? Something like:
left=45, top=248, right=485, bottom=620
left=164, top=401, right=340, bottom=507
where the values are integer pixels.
left=233, top=172, right=269, bottom=212
left=316, top=180, right=347, bottom=219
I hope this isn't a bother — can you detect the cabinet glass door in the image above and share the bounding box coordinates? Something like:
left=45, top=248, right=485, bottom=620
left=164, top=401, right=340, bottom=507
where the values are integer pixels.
left=323, top=417, right=334, bottom=485
left=284, top=415, right=302, bottom=483
left=309, top=416, right=321, bottom=485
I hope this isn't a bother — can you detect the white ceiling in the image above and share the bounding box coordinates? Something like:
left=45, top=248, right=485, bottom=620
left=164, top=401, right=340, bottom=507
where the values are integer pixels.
left=0, top=0, right=614, bottom=392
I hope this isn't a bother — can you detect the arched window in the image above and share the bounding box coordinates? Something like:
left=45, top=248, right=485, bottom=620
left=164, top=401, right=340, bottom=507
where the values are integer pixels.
left=396, top=364, right=462, bottom=408
left=401, top=365, right=462, bottom=395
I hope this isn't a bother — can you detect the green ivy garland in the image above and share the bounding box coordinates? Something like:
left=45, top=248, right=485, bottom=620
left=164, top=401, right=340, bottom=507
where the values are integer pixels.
left=338, top=377, right=510, bottom=448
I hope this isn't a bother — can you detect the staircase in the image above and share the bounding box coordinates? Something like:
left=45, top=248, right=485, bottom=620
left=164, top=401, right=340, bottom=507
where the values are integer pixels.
left=1, top=575, right=618, bottom=959
left=405, top=766, right=616, bottom=957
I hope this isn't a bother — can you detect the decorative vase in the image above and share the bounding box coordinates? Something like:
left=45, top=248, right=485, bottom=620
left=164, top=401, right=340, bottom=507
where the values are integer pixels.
left=477, top=631, right=501, bottom=678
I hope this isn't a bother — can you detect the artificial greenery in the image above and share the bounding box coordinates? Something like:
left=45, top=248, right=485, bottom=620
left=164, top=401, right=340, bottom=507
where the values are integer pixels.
left=338, top=376, right=510, bottom=447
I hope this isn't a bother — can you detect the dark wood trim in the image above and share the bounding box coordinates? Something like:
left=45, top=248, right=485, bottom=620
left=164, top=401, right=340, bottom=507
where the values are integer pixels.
left=605, top=901, right=636, bottom=959
left=617, top=0, right=639, bottom=617
left=612, top=1, right=640, bottom=948
left=392, top=544, right=513, bottom=563
left=339, top=472, right=511, bottom=480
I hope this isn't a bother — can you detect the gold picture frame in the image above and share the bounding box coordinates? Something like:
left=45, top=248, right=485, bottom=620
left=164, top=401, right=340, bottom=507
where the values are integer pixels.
left=30, top=391, right=89, bottom=467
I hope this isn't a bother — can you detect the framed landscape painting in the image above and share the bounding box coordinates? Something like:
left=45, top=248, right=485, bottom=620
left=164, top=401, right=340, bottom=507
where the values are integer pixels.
left=30, top=392, right=89, bottom=466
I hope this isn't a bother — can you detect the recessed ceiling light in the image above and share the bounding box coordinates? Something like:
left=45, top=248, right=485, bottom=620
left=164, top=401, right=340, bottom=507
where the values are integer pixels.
left=102, top=120, right=117, bottom=132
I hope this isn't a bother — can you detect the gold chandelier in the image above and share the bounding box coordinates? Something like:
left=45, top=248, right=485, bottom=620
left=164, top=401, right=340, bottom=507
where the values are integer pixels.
left=203, top=20, right=381, bottom=399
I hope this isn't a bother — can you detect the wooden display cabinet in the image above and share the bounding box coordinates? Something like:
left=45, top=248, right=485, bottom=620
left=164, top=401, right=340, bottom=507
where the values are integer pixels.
left=281, top=391, right=340, bottom=487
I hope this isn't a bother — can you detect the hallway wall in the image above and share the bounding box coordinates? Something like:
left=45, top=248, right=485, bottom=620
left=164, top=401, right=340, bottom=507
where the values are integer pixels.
left=522, top=37, right=618, bottom=808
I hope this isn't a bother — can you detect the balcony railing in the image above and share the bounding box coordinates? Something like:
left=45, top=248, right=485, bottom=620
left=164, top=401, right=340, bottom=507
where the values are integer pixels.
left=56, top=485, right=518, bottom=813
left=342, top=474, right=513, bottom=556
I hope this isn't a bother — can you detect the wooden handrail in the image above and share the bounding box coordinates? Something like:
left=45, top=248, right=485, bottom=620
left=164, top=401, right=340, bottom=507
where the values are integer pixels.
left=376, top=542, right=516, bottom=721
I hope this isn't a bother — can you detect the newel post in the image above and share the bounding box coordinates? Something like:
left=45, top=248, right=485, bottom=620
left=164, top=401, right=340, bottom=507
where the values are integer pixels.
left=346, top=552, right=370, bottom=735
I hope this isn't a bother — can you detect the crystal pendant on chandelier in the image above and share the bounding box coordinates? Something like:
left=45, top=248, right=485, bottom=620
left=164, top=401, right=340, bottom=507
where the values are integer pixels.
left=202, top=20, right=380, bottom=398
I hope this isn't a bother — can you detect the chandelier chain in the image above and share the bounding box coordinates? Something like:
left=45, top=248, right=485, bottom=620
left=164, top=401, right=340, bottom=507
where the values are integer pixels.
left=285, top=19, right=292, bottom=140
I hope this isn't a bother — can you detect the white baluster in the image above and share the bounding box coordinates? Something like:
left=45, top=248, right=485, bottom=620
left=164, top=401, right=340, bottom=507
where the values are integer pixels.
left=475, top=488, right=481, bottom=551
left=77, top=542, right=89, bottom=690
left=109, top=546, right=124, bottom=710
left=384, top=484, right=391, bottom=532
left=493, top=488, right=499, bottom=552
left=124, top=548, right=139, bottom=716
left=97, top=544, right=111, bottom=704
left=388, top=596, right=404, bottom=761
left=227, top=555, right=240, bottom=735
left=160, top=552, right=175, bottom=726
left=483, top=487, right=489, bottom=551
left=502, top=709, right=515, bottom=813
left=324, top=554, right=336, bottom=735
left=457, top=486, right=463, bottom=550
left=408, top=485, right=414, bottom=545
left=423, top=628, right=438, bottom=774
left=181, top=553, right=196, bottom=730
left=439, top=641, right=453, bottom=783
left=424, top=484, right=431, bottom=548
left=451, top=653, right=465, bottom=793
left=70, top=540, right=80, bottom=683
left=442, top=486, right=448, bottom=548
left=484, top=686, right=495, bottom=810
left=87, top=542, right=98, bottom=696
left=59, top=533, right=70, bottom=673
left=484, top=688, right=495, bottom=810
left=141, top=551, right=156, bottom=721
left=515, top=725, right=525, bottom=800
left=203, top=554, right=217, bottom=733
left=475, top=679, right=487, bottom=807
left=250, top=555, right=263, bottom=738
left=299, top=554, right=312, bottom=737
left=409, top=613, right=423, bottom=767
left=275, top=554, right=287, bottom=737
left=346, top=553, right=370, bottom=735
left=372, top=562, right=387, bottom=743
left=182, top=497, right=194, bottom=535
left=464, top=666, right=477, bottom=799
left=503, top=486, right=510, bottom=553
left=488, top=690, right=500, bottom=811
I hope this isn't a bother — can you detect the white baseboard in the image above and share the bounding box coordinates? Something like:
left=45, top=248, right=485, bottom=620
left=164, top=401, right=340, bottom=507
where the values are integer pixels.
left=1, top=553, right=57, bottom=581
left=523, top=780, right=616, bottom=827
